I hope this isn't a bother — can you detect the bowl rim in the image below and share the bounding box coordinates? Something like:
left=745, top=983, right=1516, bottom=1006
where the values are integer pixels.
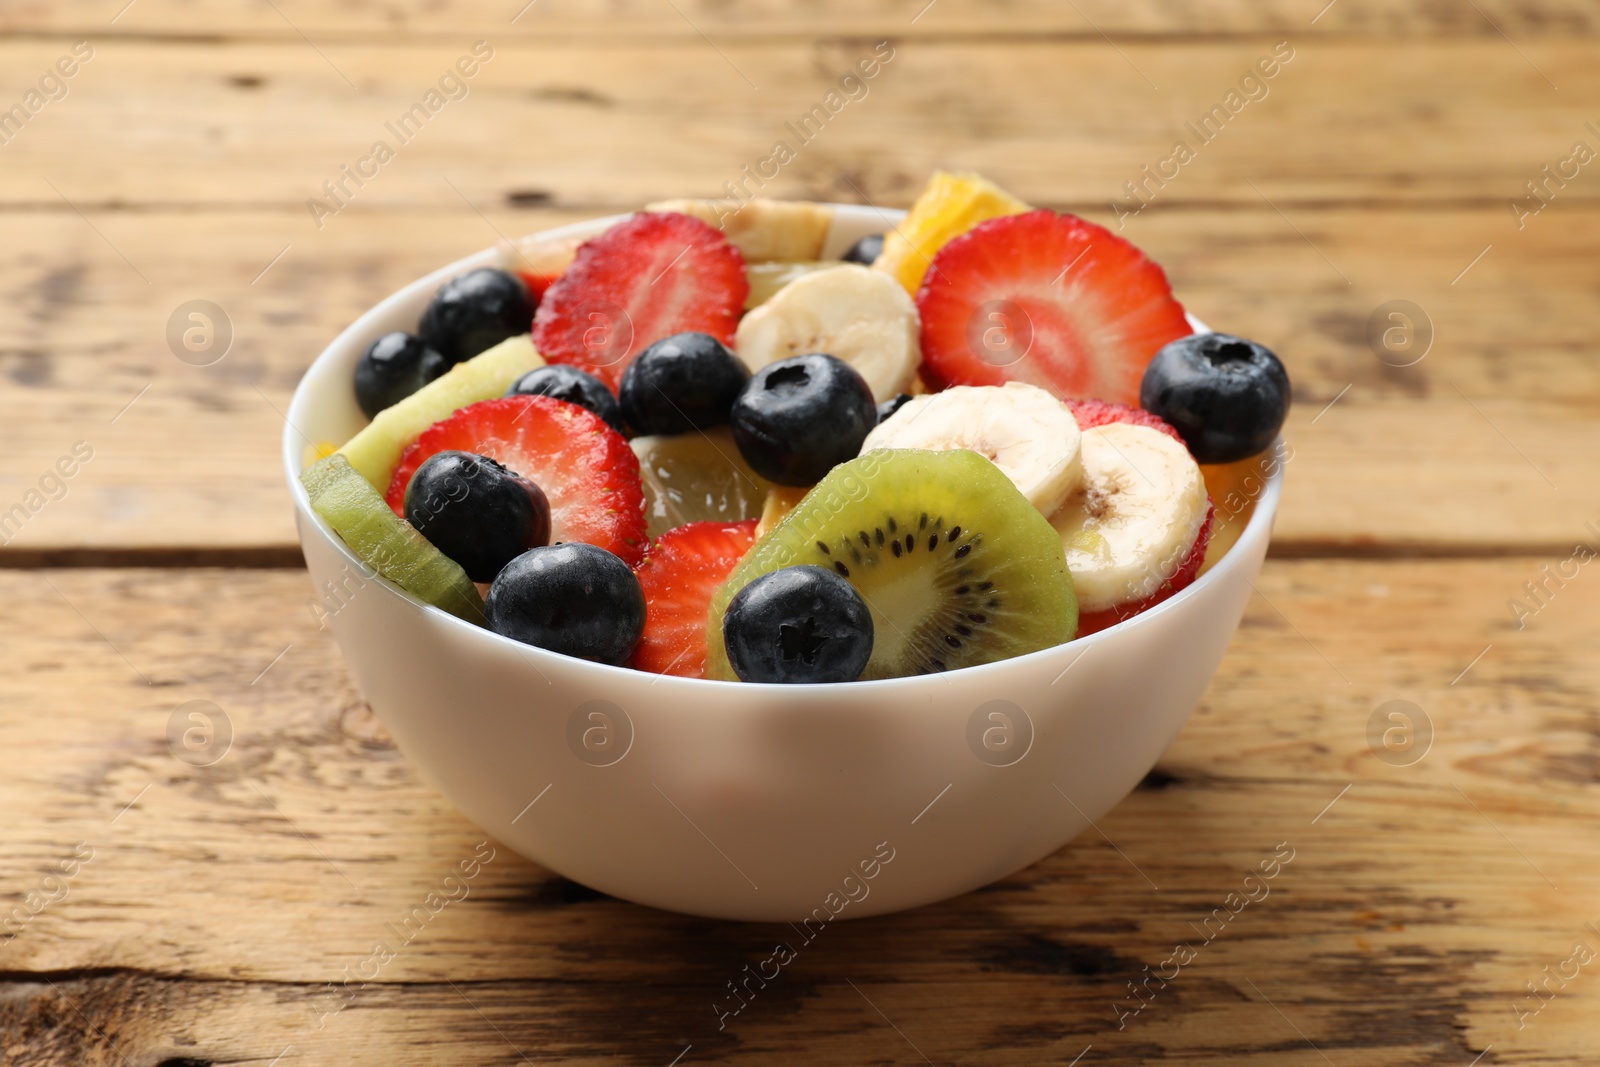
left=284, top=204, right=1284, bottom=693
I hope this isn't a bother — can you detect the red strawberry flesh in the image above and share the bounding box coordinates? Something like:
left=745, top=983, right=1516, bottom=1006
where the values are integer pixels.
left=515, top=270, right=560, bottom=304
left=1064, top=397, right=1185, bottom=447
left=632, top=520, right=758, bottom=677
left=387, top=396, right=648, bottom=566
left=916, top=210, right=1191, bottom=407
left=532, top=212, right=748, bottom=391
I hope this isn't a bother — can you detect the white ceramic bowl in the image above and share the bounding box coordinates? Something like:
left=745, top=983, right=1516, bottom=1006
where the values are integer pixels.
left=284, top=205, right=1282, bottom=921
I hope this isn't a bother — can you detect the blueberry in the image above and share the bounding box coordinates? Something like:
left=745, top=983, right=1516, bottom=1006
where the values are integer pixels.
left=508, top=365, right=624, bottom=433
left=842, top=233, right=884, bottom=265
left=418, top=268, right=534, bottom=366
left=723, top=565, right=874, bottom=684
left=618, top=332, right=750, bottom=435
left=353, top=332, right=450, bottom=418
left=876, top=393, right=913, bottom=424
left=730, top=354, right=877, bottom=486
left=485, top=543, right=645, bottom=665
left=404, top=451, right=551, bottom=582
left=1139, top=333, right=1290, bottom=464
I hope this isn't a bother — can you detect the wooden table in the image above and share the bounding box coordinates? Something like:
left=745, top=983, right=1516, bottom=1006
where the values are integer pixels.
left=2, top=2, right=1596, bottom=1063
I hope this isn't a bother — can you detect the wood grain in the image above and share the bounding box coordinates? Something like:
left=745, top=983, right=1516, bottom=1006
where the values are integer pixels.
left=0, top=40, right=1591, bottom=211
left=1, top=204, right=1596, bottom=555
left=3, top=0, right=1599, bottom=39
left=3, top=5, right=1597, bottom=1065
left=0, top=561, right=1595, bottom=1064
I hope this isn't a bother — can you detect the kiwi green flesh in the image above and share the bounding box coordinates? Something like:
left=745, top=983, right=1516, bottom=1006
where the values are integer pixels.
left=300, top=453, right=485, bottom=625
left=706, top=449, right=1076, bottom=681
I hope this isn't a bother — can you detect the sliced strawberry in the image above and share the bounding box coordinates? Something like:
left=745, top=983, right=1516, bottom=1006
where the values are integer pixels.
left=387, top=396, right=647, bottom=566
left=632, top=520, right=758, bottom=677
left=531, top=212, right=748, bottom=392
left=516, top=270, right=561, bottom=304
left=916, top=210, right=1191, bottom=407
left=1075, top=501, right=1214, bottom=638
left=1064, top=397, right=1185, bottom=447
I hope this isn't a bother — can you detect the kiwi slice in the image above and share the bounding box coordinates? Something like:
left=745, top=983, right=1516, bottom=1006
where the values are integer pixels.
left=300, top=452, right=485, bottom=625
left=706, top=449, right=1076, bottom=681
left=632, top=427, right=773, bottom=539
left=339, top=334, right=543, bottom=490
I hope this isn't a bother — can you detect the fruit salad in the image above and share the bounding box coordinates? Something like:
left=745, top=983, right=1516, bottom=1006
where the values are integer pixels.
left=301, top=172, right=1290, bottom=684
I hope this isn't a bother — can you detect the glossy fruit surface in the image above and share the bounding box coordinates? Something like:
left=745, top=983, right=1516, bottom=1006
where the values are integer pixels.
left=507, top=364, right=624, bottom=433
left=873, top=171, right=1031, bottom=294
left=632, top=519, right=758, bottom=677
left=286, top=203, right=1287, bottom=921
left=729, top=354, right=876, bottom=486
left=485, top=543, right=645, bottom=664
left=354, top=332, right=450, bottom=418
left=419, top=268, right=535, bottom=366
left=1139, top=333, right=1290, bottom=463
left=706, top=449, right=1076, bottom=680
left=387, top=396, right=647, bottom=565
left=403, top=450, right=551, bottom=583
left=722, top=565, right=874, bottom=684
left=299, top=452, right=483, bottom=623
left=532, top=212, right=748, bottom=391
left=631, top=427, right=770, bottom=539
left=339, top=336, right=544, bottom=490
left=916, top=210, right=1191, bottom=407
left=619, top=332, right=749, bottom=435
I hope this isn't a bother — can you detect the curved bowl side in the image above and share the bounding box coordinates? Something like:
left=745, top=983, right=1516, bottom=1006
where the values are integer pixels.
left=285, top=205, right=1281, bottom=921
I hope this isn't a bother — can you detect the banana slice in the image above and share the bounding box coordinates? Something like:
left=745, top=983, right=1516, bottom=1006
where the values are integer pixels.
left=503, top=233, right=583, bottom=278
left=861, top=382, right=1083, bottom=516
left=745, top=261, right=832, bottom=310
left=735, top=264, right=920, bottom=402
left=1050, top=423, right=1208, bottom=613
left=646, top=198, right=833, bottom=262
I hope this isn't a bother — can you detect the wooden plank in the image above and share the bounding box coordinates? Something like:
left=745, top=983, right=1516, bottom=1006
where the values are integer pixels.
left=0, top=39, right=1592, bottom=210
left=1, top=205, right=1596, bottom=554
left=4, top=0, right=1600, bottom=39
left=0, top=559, right=1596, bottom=1064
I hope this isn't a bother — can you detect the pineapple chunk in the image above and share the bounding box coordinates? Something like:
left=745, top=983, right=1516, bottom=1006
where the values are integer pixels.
left=873, top=172, right=1031, bottom=295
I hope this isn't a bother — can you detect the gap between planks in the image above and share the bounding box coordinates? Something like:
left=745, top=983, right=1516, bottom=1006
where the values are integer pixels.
left=0, top=541, right=1583, bottom=570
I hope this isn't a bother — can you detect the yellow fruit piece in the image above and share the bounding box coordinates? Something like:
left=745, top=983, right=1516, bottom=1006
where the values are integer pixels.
left=873, top=172, right=1031, bottom=295
left=511, top=234, right=582, bottom=278
left=646, top=198, right=834, bottom=262
left=744, top=261, right=832, bottom=310
left=1197, top=444, right=1290, bottom=575
left=337, top=335, right=543, bottom=490
left=754, top=484, right=809, bottom=539
left=631, top=427, right=772, bottom=540
left=301, top=440, right=340, bottom=468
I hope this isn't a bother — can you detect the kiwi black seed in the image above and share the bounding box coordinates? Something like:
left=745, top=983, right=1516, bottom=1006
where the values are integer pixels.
left=705, top=449, right=1077, bottom=681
